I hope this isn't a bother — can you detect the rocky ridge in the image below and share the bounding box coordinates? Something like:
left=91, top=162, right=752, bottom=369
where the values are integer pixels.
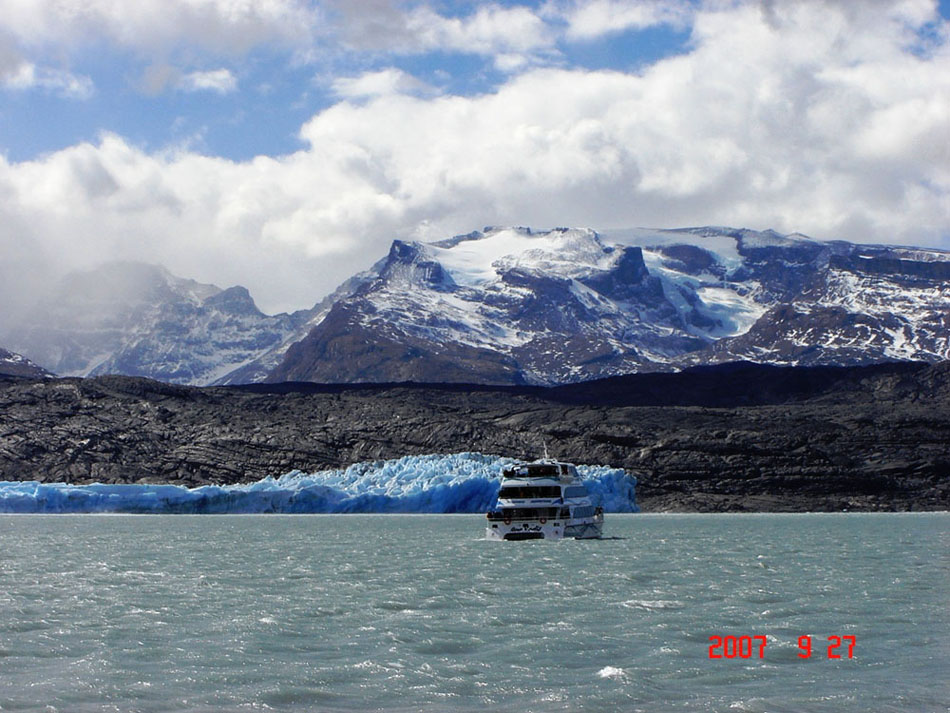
left=270, top=226, right=950, bottom=385
left=1, top=361, right=947, bottom=512
left=0, top=347, right=53, bottom=379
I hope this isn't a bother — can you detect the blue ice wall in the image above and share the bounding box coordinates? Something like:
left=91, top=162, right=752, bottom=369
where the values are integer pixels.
left=0, top=453, right=638, bottom=514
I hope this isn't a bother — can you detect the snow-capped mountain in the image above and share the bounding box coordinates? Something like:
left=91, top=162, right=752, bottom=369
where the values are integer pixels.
left=0, top=347, right=53, bottom=378
left=6, top=262, right=321, bottom=386
left=208, top=265, right=380, bottom=385
left=269, top=226, right=950, bottom=385
left=9, top=227, right=948, bottom=387
left=661, top=229, right=950, bottom=367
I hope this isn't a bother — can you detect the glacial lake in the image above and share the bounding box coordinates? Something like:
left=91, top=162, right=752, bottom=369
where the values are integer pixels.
left=1, top=513, right=947, bottom=712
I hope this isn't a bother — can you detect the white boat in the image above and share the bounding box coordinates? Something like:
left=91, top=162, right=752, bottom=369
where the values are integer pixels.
left=485, top=459, right=604, bottom=541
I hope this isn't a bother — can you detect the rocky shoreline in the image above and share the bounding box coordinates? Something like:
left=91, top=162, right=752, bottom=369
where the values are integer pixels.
left=1, top=361, right=947, bottom=512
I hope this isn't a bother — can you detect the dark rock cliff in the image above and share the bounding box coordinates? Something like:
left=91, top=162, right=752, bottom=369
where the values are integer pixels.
left=1, top=361, right=947, bottom=512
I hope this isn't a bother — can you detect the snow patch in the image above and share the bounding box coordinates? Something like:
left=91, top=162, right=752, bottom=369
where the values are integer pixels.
left=429, top=227, right=611, bottom=286
left=694, top=286, right=768, bottom=336
left=605, top=227, right=744, bottom=270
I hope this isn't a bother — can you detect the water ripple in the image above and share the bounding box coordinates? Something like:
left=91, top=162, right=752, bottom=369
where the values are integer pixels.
left=0, top=513, right=946, bottom=712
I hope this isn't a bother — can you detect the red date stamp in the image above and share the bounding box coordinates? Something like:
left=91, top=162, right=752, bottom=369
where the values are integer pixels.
left=708, top=635, right=855, bottom=659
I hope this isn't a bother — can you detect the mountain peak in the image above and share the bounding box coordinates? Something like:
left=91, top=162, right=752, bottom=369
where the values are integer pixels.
left=0, top=347, right=54, bottom=379
left=202, top=285, right=263, bottom=316
left=7, top=262, right=300, bottom=385
left=379, top=240, right=456, bottom=290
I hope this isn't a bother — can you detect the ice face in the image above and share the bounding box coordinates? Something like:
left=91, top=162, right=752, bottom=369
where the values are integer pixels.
left=0, top=453, right=638, bottom=514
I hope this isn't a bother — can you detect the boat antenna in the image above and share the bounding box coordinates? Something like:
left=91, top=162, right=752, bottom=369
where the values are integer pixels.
left=542, top=440, right=549, bottom=460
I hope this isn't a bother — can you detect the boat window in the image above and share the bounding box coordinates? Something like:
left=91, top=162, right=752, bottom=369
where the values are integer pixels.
left=498, top=485, right=562, bottom=499
left=486, top=507, right=560, bottom=520
left=563, top=486, right=588, bottom=499
left=510, top=464, right=559, bottom=477
left=487, top=505, right=602, bottom=521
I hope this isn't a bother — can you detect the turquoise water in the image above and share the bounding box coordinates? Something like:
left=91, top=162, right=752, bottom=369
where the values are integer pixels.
left=0, top=514, right=947, bottom=712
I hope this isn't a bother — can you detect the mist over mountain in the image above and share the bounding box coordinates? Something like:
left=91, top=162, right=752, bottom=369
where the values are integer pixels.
left=5, top=262, right=321, bottom=386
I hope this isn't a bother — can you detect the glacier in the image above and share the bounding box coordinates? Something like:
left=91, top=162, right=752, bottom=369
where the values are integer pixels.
left=0, top=453, right=638, bottom=514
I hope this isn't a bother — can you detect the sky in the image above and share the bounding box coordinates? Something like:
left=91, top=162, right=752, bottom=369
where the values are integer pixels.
left=1, top=0, right=949, bottom=324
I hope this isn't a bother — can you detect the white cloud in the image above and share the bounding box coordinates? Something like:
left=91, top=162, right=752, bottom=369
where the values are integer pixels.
left=333, top=1, right=557, bottom=67
left=0, top=0, right=555, bottom=68
left=0, top=0, right=313, bottom=98
left=331, top=67, right=434, bottom=99
left=553, top=0, right=694, bottom=41
left=0, top=0, right=559, bottom=98
left=1, top=60, right=93, bottom=98
left=179, top=68, right=237, bottom=93
left=405, top=4, right=553, bottom=56
left=0, top=0, right=319, bottom=55
left=0, top=0, right=947, bottom=327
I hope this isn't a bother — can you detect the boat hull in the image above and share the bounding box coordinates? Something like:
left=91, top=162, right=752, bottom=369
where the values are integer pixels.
left=485, top=516, right=602, bottom=541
